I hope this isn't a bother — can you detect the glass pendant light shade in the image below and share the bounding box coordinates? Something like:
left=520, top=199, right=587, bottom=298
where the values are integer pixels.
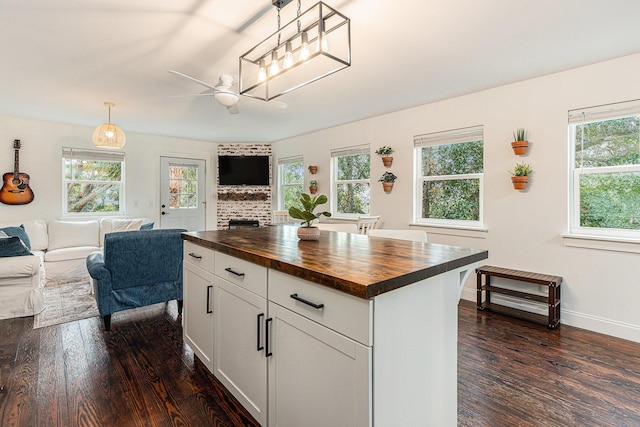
left=93, top=102, right=126, bottom=149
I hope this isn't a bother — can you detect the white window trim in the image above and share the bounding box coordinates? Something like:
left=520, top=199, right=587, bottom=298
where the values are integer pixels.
left=567, top=100, right=640, bottom=247
left=277, top=156, right=304, bottom=210
left=62, top=147, right=125, bottom=216
left=330, top=145, right=370, bottom=217
left=413, top=126, right=484, bottom=228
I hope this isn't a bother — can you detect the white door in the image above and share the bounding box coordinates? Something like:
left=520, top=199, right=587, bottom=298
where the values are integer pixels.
left=267, top=302, right=371, bottom=427
left=160, top=157, right=206, bottom=231
left=214, top=277, right=268, bottom=426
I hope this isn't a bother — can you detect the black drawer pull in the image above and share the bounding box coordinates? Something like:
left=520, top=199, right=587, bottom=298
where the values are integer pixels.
left=290, top=293, right=324, bottom=310
left=265, top=317, right=273, bottom=357
left=224, top=267, right=245, bottom=277
left=188, top=252, right=203, bottom=259
left=206, top=285, right=213, bottom=314
left=257, top=313, right=264, bottom=352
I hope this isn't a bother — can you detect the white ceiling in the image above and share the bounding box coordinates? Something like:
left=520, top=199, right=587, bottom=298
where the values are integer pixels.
left=2, top=0, right=640, bottom=143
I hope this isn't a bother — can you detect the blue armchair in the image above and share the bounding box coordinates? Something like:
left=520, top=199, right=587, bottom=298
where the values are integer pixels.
left=86, top=228, right=186, bottom=331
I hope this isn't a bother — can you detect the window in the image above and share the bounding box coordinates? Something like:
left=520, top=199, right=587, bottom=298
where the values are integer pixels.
left=62, top=148, right=124, bottom=215
left=277, top=156, right=304, bottom=209
left=569, top=100, right=640, bottom=238
left=331, top=145, right=370, bottom=215
left=414, top=126, right=483, bottom=226
left=169, top=163, right=198, bottom=208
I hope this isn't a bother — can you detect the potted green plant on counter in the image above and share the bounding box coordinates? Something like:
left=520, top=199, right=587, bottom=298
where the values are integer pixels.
left=375, top=146, right=394, bottom=167
left=378, top=171, right=397, bottom=193
left=288, top=193, right=332, bottom=240
left=509, top=162, right=532, bottom=190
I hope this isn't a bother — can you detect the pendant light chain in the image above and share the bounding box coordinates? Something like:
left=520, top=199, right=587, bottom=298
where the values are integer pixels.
left=276, top=6, right=281, bottom=45
left=297, top=0, right=302, bottom=33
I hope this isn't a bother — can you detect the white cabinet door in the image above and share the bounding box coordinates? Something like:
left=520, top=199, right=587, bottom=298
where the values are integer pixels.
left=267, top=302, right=371, bottom=427
left=183, top=261, right=215, bottom=371
left=214, top=277, right=268, bottom=426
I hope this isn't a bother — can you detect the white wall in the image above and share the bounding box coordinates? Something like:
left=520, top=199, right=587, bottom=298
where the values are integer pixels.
left=0, top=116, right=217, bottom=228
left=273, top=53, right=640, bottom=343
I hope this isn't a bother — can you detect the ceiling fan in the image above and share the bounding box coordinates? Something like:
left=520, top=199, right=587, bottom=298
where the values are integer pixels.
left=168, top=70, right=286, bottom=115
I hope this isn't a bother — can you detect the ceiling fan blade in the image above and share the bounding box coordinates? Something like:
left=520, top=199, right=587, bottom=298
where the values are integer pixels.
left=168, top=70, right=216, bottom=90
left=169, top=93, right=213, bottom=98
left=227, top=104, right=240, bottom=115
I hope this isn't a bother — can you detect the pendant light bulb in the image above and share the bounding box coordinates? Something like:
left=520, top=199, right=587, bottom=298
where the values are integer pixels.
left=257, top=58, right=267, bottom=83
left=269, top=50, right=280, bottom=77
left=317, top=31, right=329, bottom=52
left=283, top=42, right=294, bottom=69
left=300, top=32, right=310, bottom=62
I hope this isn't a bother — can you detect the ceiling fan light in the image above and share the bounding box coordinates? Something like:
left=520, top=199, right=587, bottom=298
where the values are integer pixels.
left=93, top=102, right=126, bottom=149
left=215, top=91, right=239, bottom=107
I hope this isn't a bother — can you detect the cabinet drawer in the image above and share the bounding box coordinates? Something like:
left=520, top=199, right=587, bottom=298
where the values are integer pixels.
left=184, top=241, right=215, bottom=273
left=215, top=252, right=267, bottom=298
left=268, top=270, right=372, bottom=346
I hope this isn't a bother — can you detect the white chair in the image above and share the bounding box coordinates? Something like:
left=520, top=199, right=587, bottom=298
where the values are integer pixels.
left=315, top=223, right=358, bottom=233
left=356, top=216, right=381, bottom=234
left=367, top=229, right=428, bottom=242
left=272, top=210, right=291, bottom=225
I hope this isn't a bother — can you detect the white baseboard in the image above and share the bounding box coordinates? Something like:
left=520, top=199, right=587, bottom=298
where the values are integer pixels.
left=460, top=287, right=640, bottom=344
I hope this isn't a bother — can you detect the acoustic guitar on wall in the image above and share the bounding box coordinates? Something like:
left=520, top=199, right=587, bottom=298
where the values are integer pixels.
left=0, top=139, right=35, bottom=205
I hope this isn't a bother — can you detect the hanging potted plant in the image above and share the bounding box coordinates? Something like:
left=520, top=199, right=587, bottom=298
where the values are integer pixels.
left=378, top=171, right=397, bottom=193
left=308, top=165, right=318, bottom=174
left=288, top=193, right=331, bottom=240
left=375, top=146, right=394, bottom=167
left=511, top=128, right=529, bottom=155
left=509, top=162, right=532, bottom=190
left=309, top=180, right=318, bottom=194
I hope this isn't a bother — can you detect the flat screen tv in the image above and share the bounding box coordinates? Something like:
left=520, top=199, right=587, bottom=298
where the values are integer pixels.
left=218, top=155, right=270, bottom=186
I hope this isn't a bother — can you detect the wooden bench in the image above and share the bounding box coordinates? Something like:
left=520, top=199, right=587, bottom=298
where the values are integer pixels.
left=476, top=265, right=562, bottom=329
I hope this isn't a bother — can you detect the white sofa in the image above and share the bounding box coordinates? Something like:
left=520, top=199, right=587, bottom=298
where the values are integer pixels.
left=0, top=217, right=151, bottom=319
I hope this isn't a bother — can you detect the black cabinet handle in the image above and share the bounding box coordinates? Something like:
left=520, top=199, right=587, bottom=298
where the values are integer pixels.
left=206, top=285, right=213, bottom=313
left=224, top=267, right=245, bottom=277
left=290, top=293, right=324, bottom=310
left=188, top=252, right=202, bottom=259
left=265, top=317, right=273, bottom=357
left=257, top=313, right=264, bottom=352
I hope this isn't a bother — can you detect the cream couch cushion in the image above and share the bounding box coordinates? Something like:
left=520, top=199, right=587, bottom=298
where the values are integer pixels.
left=0, top=219, right=48, bottom=251
left=48, top=220, right=99, bottom=251
left=44, top=246, right=101, bottom=262
left=99, top=218, right=146, bottom=246
left=0, top=254, right=40, bottom=278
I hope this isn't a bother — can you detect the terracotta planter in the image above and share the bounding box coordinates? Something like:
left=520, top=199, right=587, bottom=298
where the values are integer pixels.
left=308, top=165, right=318, bottom=174
left=511, top=141, right=529, bottom=155
left=309, top=186, right=317, bottom=194
left=381, top=156, right=393, bottom=167
left=382, top=182, right=394, bottom=193
left=297, top=226, right=320, bottom=241
left=511, top=176, right=529, bottom=190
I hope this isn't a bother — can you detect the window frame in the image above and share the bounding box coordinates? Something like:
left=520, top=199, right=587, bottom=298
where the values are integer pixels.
left=330, top=145, right=371, bottom=217
left=62, top=147, right=125, bottom=217
left=277, top=156, right=304, bottom=210
left=413, top=126, right=484, bottom=228
left=568, top=101, right=640, bottom=240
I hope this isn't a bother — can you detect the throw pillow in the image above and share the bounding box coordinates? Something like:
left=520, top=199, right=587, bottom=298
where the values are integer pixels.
left=140, top=222, right=154, bottom=230
left=0, top=236, right=33, bottom=258
left=0, top=224, right=31, bottom=250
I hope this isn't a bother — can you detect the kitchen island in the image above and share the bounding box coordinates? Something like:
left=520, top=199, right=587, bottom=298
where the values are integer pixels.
left=182, top=225, right=488, bottom=427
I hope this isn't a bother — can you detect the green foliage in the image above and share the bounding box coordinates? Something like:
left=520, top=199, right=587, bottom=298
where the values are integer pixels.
left=513, top=128, right=527, bottom=141
left=575, top=117, right=640, bottom=168
left=309, top=180, right=318, bottom=187
left=422, top=140, right=483, bottom=176
left=422, top=179, right=479, bottom=221
left=378, top=171, right=397, bottom=182
left=65, top=158, right=122, bottom=213
left=282, top=161, right=304, bottom=209
left=375, top=146, right=394, bottom=156
left=510, top=162, right=533, bottom=176
left=336, top=153, right=370, bottom=214
left=288, top=193, right=332, bottom=227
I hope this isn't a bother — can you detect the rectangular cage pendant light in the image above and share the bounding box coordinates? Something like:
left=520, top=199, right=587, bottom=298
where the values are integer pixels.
left=239, top=1, right=350, bottom=101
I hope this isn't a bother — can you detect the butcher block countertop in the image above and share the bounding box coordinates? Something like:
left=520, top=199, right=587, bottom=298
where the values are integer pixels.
left=182, top=225, right=488, bottom=299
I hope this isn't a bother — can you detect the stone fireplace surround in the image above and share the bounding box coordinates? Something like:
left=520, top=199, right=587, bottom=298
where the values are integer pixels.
left=216, top=144, right=272, bottom=230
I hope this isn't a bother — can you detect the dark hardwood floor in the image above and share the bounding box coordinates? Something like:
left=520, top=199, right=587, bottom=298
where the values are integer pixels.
left=1, top=299, right=639, bottom=426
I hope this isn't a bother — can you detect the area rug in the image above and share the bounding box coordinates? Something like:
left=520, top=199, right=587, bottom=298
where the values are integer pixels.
left=33, top=279, right=99, bottom=329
